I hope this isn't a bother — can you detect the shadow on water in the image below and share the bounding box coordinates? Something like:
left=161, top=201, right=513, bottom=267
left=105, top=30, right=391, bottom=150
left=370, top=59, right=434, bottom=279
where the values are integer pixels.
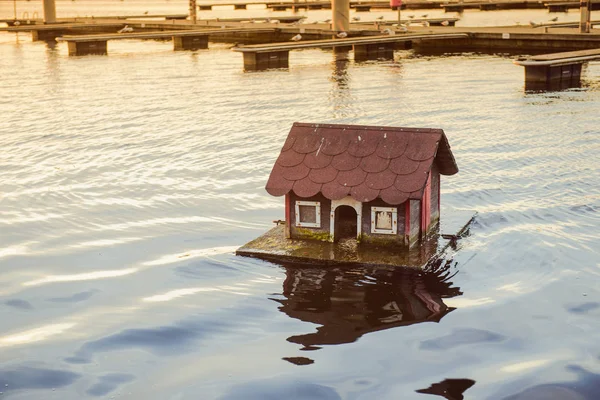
left=416, top=378, right=476, bottom=400
left=270, top=257, right=462, bottom=365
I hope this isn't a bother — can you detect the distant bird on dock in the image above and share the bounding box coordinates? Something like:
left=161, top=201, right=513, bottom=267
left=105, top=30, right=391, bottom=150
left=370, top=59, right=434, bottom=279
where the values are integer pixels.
left=143, top=10, right=148, bottom=15
left=352, top=16, right=361, bottom=21
left=290, top=34, right=302, bottom=41
left=336, top=31, right=348, bottom=38
left=118, top=25, right=134, bottom=33
left=529, top=20, right=539, bottom=27
left=381, top=28, right=395, bottom=35
left=549, top=16, right=558, bottom=22
left=376, top=15, right=384, bottom=20
left=324, top=18, right=331, bottom=23
left=421, top=13, right=428, bottom=17
left=441, top=20, right=450, bottom=26
left=408, top=14, right=415, bottom=19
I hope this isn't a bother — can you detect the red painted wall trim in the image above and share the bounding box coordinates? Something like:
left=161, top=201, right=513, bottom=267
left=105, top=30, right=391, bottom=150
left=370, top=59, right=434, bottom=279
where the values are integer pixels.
left=421, top=173, right=432, bottom=234
left=405, top=200, right=410, bottom=237
left=437, top=173, right=441, bottom=215
left=284, top=193, right=291, bottom=238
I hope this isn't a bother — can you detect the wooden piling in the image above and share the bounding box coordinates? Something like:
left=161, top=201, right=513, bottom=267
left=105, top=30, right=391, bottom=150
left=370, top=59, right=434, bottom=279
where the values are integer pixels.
left=42, top=0, right=57, bottom=24
left=333, top=0, right=350, bottom=32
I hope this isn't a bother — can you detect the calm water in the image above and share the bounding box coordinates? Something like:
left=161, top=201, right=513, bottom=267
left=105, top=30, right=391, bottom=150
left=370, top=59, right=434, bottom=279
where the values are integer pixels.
left=1, top=2, right=600, bottom=399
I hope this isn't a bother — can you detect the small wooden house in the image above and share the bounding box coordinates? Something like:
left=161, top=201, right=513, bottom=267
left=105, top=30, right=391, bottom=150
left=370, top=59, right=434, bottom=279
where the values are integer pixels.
left=266, top=122, right=458, bottom=247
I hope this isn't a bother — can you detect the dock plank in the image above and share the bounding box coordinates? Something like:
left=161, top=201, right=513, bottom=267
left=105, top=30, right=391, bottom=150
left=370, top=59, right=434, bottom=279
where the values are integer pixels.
left=233, top=33, right=469, bottom=52
left=1, top=23, right=125, bottom=32
left=529, top=48, right=600, bottom=61
left=56, top=28, right=277, bottom=42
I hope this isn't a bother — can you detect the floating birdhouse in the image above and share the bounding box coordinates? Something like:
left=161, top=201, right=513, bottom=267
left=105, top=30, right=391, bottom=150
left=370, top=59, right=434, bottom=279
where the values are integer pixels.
left=236, top=122, right=467, bottom=267
left=265, top=122, right=458, bottom=247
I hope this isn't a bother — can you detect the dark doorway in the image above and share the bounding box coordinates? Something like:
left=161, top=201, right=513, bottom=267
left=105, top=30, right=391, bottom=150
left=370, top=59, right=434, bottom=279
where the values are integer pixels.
left=334, top=206, right=358, bottom=241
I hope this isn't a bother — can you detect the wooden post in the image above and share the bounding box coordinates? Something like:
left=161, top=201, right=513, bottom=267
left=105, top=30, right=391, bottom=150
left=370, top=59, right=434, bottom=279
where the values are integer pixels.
left=332, top=0, right=350, bottom=32
left=189, top=0, right=197, bottom=24
left=579, top=0, right=590, bottom=33
left=42, top=0, right=56, bottom=24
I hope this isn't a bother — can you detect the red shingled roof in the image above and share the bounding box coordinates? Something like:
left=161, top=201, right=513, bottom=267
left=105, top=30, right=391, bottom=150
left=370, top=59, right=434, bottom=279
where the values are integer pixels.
left=266, top=123, right=458, bottom=205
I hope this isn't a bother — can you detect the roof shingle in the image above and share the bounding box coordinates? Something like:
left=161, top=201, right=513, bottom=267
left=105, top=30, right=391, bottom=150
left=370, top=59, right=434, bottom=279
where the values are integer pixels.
left=265, top=123, right=458, bottom=205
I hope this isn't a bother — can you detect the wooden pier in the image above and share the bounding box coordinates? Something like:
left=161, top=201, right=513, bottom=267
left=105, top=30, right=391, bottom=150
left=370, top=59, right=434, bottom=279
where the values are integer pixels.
left=0, top=15, right=188, bottom=27
left=440, top=0, right=589, bottom=11
left=366, top=17, right=460, bottom=26
left=193, top=0, right=595, bottom=11
left=513, top=48, right=600, bottom=89
left=196, top=0, right=444, bottom=10
left=545, top=0, right=600, bottom=12
left=1, top=23, right=126, bottom=41
left=232, top=32, right=468, bottom=69
left=56, top=28, right=276, bottom=56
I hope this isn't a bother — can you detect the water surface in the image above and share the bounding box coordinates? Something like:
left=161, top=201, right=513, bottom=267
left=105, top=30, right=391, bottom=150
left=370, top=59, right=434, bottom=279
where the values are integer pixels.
left=1, top=2, right=600, bottom=399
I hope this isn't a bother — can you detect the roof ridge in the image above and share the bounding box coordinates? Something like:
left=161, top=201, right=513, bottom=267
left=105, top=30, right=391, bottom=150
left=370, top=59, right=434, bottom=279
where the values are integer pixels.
left=293, top=122, right=443, bottom=134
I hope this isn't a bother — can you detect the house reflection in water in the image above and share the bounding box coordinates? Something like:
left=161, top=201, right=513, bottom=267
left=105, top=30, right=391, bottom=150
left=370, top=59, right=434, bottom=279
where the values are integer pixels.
left=271, top=257, right=462, bottom=352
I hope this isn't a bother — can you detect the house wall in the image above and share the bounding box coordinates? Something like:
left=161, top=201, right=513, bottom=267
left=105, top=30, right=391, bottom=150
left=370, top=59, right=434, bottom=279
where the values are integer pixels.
left=289, top=193, right=332, bottom=241
left=360, top=199, right=407, bottom=247
left=430, top=163, right=441, bottom=225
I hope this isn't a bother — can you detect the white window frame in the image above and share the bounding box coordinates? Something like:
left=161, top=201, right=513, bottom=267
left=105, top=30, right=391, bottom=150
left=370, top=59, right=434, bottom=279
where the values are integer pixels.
left=295, top=201, right=321, bottom=228
left=371, top=207, right=398, bottom=234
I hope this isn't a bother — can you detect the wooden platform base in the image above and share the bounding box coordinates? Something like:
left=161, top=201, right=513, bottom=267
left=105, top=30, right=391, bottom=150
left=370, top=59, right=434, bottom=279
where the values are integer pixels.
left=173, top=35, right=209, bottom=50
left=354, top=42, right=395, bottom=61
left=524, top=63, right=582, bottom=87
left=68, top=40, right=107, bottom=56
left=236, top=209, right=475, bottom=268
left=243, top=50, right=289, bottom=69
left=514, top=48, right=600, bottom=88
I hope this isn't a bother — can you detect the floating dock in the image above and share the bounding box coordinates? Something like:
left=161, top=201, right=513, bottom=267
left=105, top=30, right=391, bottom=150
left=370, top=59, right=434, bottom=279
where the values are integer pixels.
left=514, top=48, right=600, bottom=89
left=233, top=32, right=469, bottom=69
left=57, top=28, right=277, bottom=55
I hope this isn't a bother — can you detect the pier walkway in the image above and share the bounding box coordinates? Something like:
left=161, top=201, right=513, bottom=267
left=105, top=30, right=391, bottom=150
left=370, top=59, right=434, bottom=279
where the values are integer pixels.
left=56, top=28, right=276, bottom=55
left=196, top=0, right=443, bottom=10
left=368, top=17, right=460, bottom=26
left=193, top=0, right=586, bottom=11
left=232, top=32, right=468, bottom=69
left=545, top=0, right=600, bottom=11
left=513, top=48, right=600, bottom=88
left=0, top=15, right=188, bottom=27
left=1, top=23, right=127, bottom=41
